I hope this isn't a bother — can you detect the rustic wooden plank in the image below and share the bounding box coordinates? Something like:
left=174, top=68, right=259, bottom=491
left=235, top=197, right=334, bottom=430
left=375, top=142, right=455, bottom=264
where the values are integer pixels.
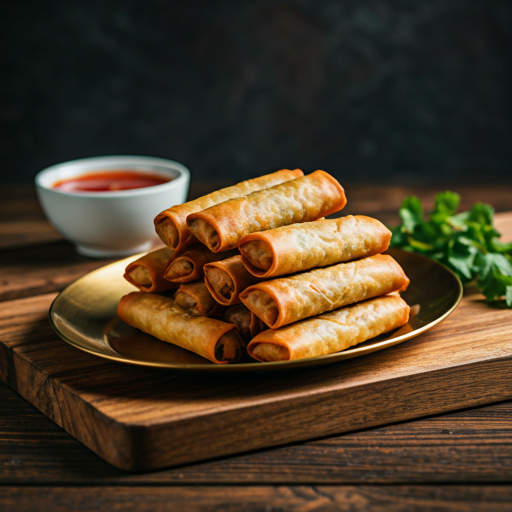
left=1, top=485, right=512, bottom=512
left=0, top=183, right=222, bottom=249
left=2, top=183, right=511, bottom=220
left=1, top=184, right=509, bottom=501
left=1, top=283, right=512, bottom=471
left=0, top=186, right=62, bottom=249
left=1, top=381, right=511, bottom=484
left=1, top=185, right=510, bottom=304
left=0, top=241, right=119, bottom=302
left=0, top=182, right=226, bottom=299
left=1, top=184, right=511, bottom=248
left=0, top=186, right=510, bottom=471
left=0, top=221, right=61, bottom=250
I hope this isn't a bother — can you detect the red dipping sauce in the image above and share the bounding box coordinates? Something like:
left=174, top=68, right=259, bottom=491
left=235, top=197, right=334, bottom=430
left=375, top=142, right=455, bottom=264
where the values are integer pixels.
left=52, top=170, right=172, bottom=193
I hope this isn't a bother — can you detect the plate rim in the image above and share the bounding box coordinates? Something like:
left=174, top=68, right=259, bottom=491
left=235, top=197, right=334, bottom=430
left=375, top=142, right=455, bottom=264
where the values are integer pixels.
left=49, top=249, right=463, bottom=372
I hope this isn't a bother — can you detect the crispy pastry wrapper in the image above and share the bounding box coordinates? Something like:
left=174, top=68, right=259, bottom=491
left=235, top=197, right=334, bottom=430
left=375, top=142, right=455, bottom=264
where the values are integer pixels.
left=187, top=171, right=347, bottom=253
left=123, top=247, right=177, bottom=293
left=248, top=294, right=410, bottom=362
left=225, top=304, right=252, bottom=339
left=239, top=215, right=391, bottom=278
left=224, top=304, right=267, bottom=347
left=154, top=169, right=303, bottom=251
left=174, top=280, right=227, bottom=318
left=117, top=291, right=242, bottom=364
left=204, top=255, right=264, bottom=306
left=163, top=241, right=237, bottom=284
left=250, top=312, right=267, bottom=338
left=240, top=254, right=409, bottom=329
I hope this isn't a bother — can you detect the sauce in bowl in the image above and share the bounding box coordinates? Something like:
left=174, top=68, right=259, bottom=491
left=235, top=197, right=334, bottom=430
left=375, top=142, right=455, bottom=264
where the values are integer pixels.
left=52, top=170, right=172, bottom=193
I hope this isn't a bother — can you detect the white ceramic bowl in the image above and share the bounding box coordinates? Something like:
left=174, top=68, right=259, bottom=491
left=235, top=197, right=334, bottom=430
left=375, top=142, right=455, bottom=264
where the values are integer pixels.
left=35, top=155, right=190, bottom=258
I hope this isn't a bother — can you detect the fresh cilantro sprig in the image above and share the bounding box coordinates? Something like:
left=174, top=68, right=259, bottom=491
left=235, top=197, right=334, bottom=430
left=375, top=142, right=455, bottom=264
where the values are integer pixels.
left=390, top=191, right=512, bottom=307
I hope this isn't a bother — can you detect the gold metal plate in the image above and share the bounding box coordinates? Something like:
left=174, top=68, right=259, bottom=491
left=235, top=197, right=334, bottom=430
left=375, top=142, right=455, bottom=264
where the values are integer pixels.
left=49, top=248, right=462, bottom=372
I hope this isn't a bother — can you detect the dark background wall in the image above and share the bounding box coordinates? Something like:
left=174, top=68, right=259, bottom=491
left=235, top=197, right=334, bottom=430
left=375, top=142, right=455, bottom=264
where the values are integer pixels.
left=1, top=0, right=511, bottom=184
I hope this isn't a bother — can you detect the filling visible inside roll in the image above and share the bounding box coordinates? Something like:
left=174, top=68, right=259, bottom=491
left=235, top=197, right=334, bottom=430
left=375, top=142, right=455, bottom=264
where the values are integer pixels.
left=166, top=259, right=194, bottom=280
left=188, top=218, right=220, bottom=251
left=155, top=217, right=180, bottom=249
left=241, top=289, right=279, bottom=327
left=239, top=240, right=273, bottom=270
left=250, top=343, right=289, bottom=362
left=224, top=304, right=252, bottom=333
left=128, top=266, right=152, bottom=287
left=205, top=266, right=235, bottom=300
left=174, top=290, right=198, bottom=314
left=214, top=331, right=242, bottom=362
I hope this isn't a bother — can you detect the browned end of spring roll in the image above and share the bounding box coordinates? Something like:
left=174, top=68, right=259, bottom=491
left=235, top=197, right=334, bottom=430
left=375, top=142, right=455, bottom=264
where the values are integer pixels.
left=249, top=312, right=267, bottom=338
left=224, top=304, right=252, bottom=346
left=117, top=291, right=242, bottom=363
left=174, top=280, right=226, bottom=318
left=186, top=171, right=347, bottom=253
left=204, top=255, right=263, bottom=306
left=247, top=294, right=410, bottom=362
left=123, top=247, right=177, bottom=293
left=239, top=215, right=391, bottom=278
left=163, top=241, right=237, bottom=284
left=154, top=169, right=303, bottom=250
left=240, top=254, right=409, bottom=329
left=224, top=305, right=266, bottom=347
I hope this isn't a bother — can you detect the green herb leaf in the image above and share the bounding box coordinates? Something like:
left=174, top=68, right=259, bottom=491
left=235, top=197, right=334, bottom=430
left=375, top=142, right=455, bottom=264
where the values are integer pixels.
left=390, top=192, right=512, bottom=307
left=399, top=196, right=423, bottom=233
left=431, top=191, right=460, bottom=223
left=506, top=286, right=512, bottom=307
left=468, top=202, right=494, bottom=227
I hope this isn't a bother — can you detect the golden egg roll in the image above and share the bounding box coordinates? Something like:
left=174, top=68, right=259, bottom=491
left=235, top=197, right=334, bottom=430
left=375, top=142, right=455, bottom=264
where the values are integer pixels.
left=224, top=304, right=252, bottom=342
left=117, top=291, right=242, bottom=364
left=240, top=254, right=409, bottom=328
left=154, top=169, right=303, bottom=251
left=204, top=255, right=263, bottom=306
left=250, top=312, right=267, bottom=338
left=174, top=280, right=226, bottom=318
left=239, top=215, right=391, bottom=278
left=123, top=247, right=177, bottom=293
left=224, top=304, right=267, bottom=346
left=187, top=171, right=347, bottom=253
left=248, top=294, right=410, bottom=362
left=163, top=242, right=238, bottom=283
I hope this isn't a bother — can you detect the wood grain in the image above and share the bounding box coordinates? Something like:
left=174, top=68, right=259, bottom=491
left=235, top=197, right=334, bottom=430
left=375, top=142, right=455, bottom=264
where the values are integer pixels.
left=0, top=182, right=230, bottom=298
left=1, top=485, right=512, bottom=512
left=0, top=241, right=119, bottom=302
left=1, top=382, right=511, bottom=484
left=1, top=185, right=512, bottom=508
left=1, top=274, right=512, bottom=470
left=1, top=184, right=511, bottom=249
left=1, top=185, right=510, bottom=301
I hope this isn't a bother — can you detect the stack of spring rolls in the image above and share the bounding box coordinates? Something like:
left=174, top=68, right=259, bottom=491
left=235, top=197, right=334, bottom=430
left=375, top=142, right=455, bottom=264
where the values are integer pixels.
left=118, top=169, right=411, bottom=364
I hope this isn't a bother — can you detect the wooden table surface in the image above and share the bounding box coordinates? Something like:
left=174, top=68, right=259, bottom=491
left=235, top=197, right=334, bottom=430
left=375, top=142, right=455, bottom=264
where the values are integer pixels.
left=1, top=183, right=512, bottom=512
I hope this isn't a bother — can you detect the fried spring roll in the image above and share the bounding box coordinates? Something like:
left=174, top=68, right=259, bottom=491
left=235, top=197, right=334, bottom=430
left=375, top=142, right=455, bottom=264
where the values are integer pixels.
left=250, top=312, right=267, bottom=338
left=123, top=247, right=177, bottom=293
left=240, top=254, right=409, bottom=329
left=225, top=304, right=252, bottom=340
left=239, top=215, right=391, bottom=278
left=204, top=255, right=263, bottom=306
left=224, top=304, right=267, bottom=346
left=154, top=169, right=303, bottom=251
left=117, top=292, right=242, bottom=364
left=187, top=171, right=347, bottom=253
left=164, top=242, right=238, bottom=283
left=174, top=280, right=226, bottom=318
left=248, top=294, right=410, bottom=362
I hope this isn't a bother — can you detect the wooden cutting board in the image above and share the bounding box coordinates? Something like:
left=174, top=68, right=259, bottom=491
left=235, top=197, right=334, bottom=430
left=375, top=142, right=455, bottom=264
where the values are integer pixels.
left=0, top=213, right=511, bottom=471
